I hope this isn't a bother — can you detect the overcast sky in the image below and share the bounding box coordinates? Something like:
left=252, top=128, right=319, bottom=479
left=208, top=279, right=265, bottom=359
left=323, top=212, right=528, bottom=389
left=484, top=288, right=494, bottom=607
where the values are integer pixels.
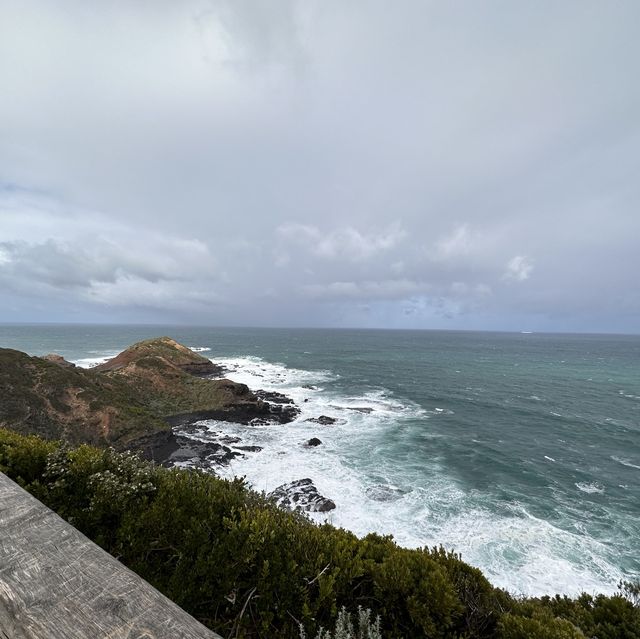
left=1, top=1, right=639, bottom=332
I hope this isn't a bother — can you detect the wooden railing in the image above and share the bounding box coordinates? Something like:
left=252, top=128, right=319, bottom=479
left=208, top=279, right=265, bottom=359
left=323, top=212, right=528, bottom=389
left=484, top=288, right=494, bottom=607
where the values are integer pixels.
left=0, top=472, right=221, bottom=639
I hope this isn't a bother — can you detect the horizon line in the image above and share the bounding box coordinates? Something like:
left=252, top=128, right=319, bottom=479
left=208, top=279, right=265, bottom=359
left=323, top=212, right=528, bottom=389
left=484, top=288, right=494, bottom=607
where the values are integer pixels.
left=0, top=321, right=638, bottom=338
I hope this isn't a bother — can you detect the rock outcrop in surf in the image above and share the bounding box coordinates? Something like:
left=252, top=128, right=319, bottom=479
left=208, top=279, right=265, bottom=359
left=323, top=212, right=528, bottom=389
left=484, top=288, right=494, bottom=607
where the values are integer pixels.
left=269, top=478, right=336, bottom=512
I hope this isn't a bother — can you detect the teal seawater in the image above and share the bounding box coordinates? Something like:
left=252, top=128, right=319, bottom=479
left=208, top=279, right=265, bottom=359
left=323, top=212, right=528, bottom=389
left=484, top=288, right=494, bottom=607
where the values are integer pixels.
left=1, top=324, right=638, bottom=595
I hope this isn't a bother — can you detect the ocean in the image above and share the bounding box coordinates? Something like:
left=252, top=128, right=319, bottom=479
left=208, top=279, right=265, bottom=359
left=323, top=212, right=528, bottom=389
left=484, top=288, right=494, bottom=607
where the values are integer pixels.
left=1, top=324, right=638, bottom=597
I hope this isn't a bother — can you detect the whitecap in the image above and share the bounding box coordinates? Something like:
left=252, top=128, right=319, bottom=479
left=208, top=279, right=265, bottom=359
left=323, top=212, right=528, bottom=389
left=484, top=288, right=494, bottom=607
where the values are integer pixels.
left=576, top=482, right=605, bottom=494
left=429, top=407, right=454, bottom=416
left=618, top=390, right=640, bottom=400
left=611, top=456, right=640, bottom=470
left=189, top=346, right=211, bottom=352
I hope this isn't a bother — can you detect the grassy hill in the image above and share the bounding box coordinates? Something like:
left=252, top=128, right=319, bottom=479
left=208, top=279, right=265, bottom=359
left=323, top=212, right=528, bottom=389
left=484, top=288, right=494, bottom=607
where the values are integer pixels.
left=0, top=337, right=294, bottom=453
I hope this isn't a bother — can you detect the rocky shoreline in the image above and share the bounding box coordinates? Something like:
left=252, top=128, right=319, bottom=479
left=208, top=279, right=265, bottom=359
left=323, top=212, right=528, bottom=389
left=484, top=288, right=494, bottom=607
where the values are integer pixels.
left=157, top=394, right=338, bottom=513
left=0, top=336, right=340, bottom=515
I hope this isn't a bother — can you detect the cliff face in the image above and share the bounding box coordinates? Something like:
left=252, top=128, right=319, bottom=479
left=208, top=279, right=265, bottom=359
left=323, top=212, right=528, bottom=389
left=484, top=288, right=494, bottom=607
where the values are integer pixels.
left=0, top=337, right=298, bottom=455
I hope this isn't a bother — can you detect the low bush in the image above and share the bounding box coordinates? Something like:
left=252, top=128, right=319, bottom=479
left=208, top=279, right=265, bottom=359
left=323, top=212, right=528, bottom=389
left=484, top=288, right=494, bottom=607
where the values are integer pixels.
left=1, top=428, right=637, bottom=638
left=300, top=606, right=382, bottom=639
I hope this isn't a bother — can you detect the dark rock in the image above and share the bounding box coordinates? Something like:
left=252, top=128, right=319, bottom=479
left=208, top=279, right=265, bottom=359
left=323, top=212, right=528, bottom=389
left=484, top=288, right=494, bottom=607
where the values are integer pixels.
left=179, top=361, right=224, bottom=377
left=260, top=399, right=300, bottom=423
left=305, top=438, right=322, bottom=447
left=163, top=435, right=242, bottom=467
left=235, top=445, right=263, bottom=452
left=254, top=390, right=295, bottom=405
left=305, top=415, right=337, bottom=425
left=342, top=406, right=374, bottom=414
left=131, top=428, right=177, bottom=462
left=269, top=478, right=335, bottom=513
left=166, top=395, right=299, bottom=428
left=137, top=430, right=246, bottom=467
left=203, top=362, right=227, bottom=378
left=176, top=422, right=208, bottom=435
left=302, top=385, right=318, bottom=390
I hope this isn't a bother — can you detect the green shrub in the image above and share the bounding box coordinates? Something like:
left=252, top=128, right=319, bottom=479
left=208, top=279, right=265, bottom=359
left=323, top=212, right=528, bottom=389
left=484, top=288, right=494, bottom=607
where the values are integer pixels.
left=1, top=428, right=638, bottom=639
left=497, top=612, right=585, bottom=638
left=508, top=591, right=640, bottom=639
left=0, top=428, right=56, bottom=486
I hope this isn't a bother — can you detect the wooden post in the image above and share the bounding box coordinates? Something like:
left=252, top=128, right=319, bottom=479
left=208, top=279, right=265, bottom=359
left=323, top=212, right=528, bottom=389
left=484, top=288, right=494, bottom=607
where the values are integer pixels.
left=0, top=472, right=222, bottom=639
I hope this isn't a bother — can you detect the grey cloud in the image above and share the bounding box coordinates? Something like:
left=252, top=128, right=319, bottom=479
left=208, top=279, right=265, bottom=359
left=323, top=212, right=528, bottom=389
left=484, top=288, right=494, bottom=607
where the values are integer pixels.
left=0, top=0, right=639, bottom=331
left=301, top=279, right=429, bottom=301
left=504, top=256, right=534, bottom=283
left=0, top=234, right=215, bottom=289
left=277, top=223, right=405, bottom=262
left=0, top=207, right=220, bottom=312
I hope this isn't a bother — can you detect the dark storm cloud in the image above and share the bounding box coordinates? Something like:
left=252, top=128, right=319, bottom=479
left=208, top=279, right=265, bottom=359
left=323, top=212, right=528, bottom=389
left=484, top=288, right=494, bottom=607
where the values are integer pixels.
left=1, top=1, right=639, bottom=331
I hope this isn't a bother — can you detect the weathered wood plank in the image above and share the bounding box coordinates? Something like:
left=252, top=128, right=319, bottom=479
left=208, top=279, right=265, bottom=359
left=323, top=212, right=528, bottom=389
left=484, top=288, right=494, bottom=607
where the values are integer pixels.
left=0, top=472, right=221, bottom=639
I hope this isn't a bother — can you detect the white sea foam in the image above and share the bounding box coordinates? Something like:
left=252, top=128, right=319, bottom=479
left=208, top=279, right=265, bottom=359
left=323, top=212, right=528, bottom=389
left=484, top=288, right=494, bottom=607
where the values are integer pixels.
left=612, top=456, right=640, bottom=470
left=576, top=482, right=605, bottom=494
left=618, top=390, right=640, bottom=400
left=171, top=353, right=632, bottom=597
left=72, top=352, right=119, bottom=368
left=425, top=407, right=454, bottom=416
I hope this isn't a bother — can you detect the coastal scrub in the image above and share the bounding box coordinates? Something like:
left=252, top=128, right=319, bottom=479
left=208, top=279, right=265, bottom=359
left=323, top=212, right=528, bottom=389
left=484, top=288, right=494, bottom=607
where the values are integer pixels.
left=1, top=429, right=638, bottom=638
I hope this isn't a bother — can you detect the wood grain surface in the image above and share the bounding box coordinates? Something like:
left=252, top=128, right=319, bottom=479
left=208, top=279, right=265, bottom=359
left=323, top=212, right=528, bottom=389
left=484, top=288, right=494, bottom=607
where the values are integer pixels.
left=0, top=472, right=221, bottom=639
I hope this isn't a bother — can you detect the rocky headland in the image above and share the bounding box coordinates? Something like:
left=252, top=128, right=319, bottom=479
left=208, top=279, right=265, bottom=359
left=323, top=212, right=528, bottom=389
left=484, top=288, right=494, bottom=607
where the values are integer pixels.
left=0, top=337, right=342, bottom=514
left=0, top=337, right=299, bottom=460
